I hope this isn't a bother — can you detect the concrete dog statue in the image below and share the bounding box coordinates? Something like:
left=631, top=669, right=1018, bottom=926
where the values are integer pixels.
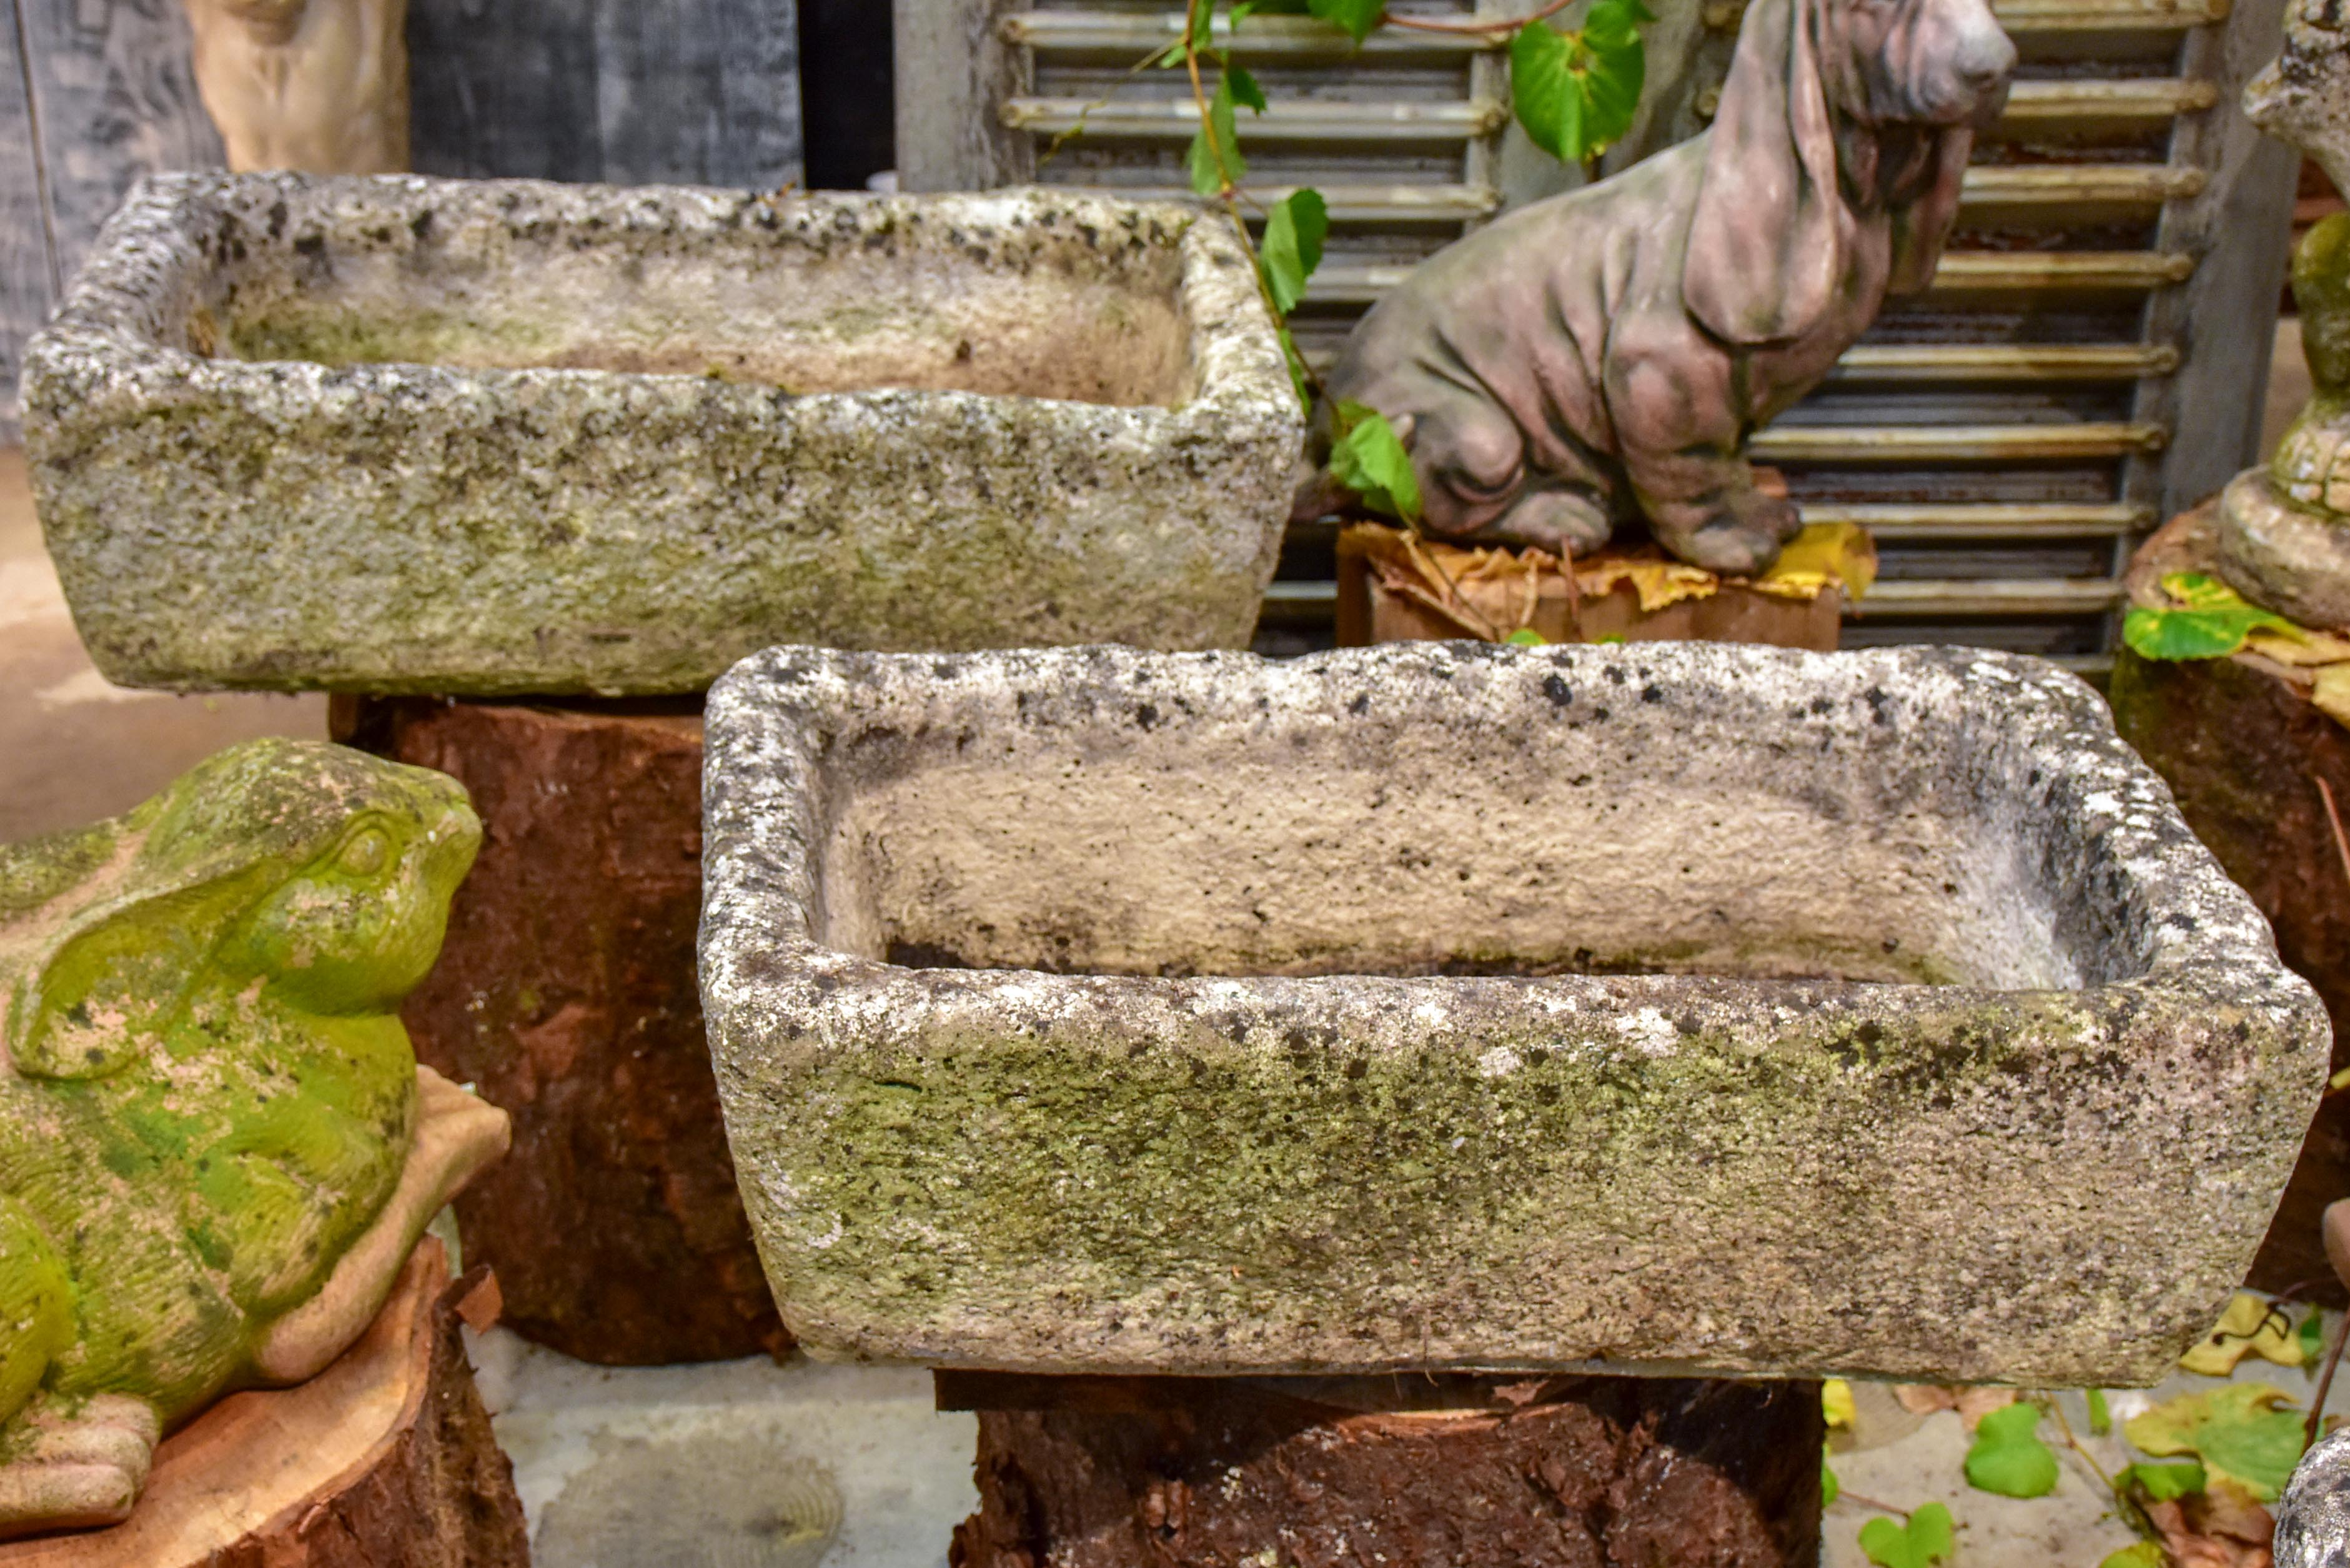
left=1318, top=0, right=2016, bottom=574
left=181, top=0, right=409, bottom=174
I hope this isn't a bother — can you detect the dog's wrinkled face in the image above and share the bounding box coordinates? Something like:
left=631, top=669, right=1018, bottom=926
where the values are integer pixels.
left=1828, top=0, right=2016, bottom=126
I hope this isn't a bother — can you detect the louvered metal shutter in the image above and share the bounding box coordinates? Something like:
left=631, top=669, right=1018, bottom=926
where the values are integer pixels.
left=893, top=0, right=2296, bottom=673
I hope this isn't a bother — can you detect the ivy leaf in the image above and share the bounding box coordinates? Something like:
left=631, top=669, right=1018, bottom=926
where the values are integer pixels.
left=1505, top=628, right=1547, bottom=647
left=1965, top=1400, right=2060, bottom=1499
left=1187, top=71, right=1247, bottom=195
left=2099, top=1546, right=2169, bottom=1568
left=1159, top=2, right=1216, bottom=66
left=1226, top=63, right=1269, bottom=113
left=2123, top=572, right=2304, bottom=662
left=1259, top=189, right=1329, bottom=315
left=2181, top=1292, right=2303, bottom=1376
left=1822, top=1448, right=1840, bottom=1508
left=2122, top=1460, right=2210, bottom=1502
left=1859, top=1502, right=1955, bottom=1568
left=1329, top=400, right=1422, bottom=523
left=2126, top=1383, right=2308, bottom=1501
left=1510, top=0, right=1654, bottom=164
left=1311, top=0, right=1387, bottom=42
left=2088, top=1388, right=2111, bottom=1437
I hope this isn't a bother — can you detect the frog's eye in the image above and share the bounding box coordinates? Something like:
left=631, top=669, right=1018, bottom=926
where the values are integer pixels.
left=337, top=828, right=392, bottom=877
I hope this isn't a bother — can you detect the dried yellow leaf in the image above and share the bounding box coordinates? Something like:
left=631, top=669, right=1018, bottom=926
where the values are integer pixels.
left=1575, top=557, right=1720, bottom=613
left=2244, top=625, right=2350, bottom=667
left=2179, top=1291, right=2301, bottom=1376
left=2315, top=665, right=2350, bottom=732
left=1753, top=523, right=1879, bottom=603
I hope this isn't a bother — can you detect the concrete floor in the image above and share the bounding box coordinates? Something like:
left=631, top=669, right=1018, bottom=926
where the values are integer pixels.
left=0, top=319, right=2336, bottom=1562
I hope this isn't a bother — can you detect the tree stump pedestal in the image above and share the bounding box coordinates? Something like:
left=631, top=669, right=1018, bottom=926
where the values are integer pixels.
left=335, top=696, right=787, bottom=1364
left=2111, top=500, right=2350, bottom=1301
left=0, top=1242, right=527, bottom=1567
left=941, top=1372, right=1825, bottom=1568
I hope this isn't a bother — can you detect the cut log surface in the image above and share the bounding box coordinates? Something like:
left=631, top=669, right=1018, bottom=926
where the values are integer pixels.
left=0, top=1240, right=527, bottom=1568
left=946, top=1373, right=1823, bottom=1568
left=336, top=696, right=787, bottom=1365
left=2111, top=500, right=2350, bottom=1303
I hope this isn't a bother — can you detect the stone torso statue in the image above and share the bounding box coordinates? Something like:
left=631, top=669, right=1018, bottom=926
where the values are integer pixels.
left=0, top=739, right=506, bottom=1538
left=1319, top=0, right=2015, bottom=575
left=182, top=0, right=410, bottom=174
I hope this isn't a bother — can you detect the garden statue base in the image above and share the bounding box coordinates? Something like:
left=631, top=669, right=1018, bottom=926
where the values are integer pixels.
left=942, top=1373, right=1823, bottom=1568
left=701, top=643, right=2324, bottom=1385
left=2216, top=469, right=2350, bottom=633
left=335, top=695, right=786, bottom=1364
left=2113, top=501, right=2350, bottom=1304
left=0, top=1241, right=527, bottom=1567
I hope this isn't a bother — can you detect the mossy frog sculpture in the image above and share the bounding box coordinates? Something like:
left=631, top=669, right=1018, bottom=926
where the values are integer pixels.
left=0, top=738, right=507, bottom=1538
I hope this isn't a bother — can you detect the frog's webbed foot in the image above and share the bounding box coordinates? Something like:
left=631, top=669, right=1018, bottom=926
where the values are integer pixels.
left=0, top=1394, right=161, bottom=1539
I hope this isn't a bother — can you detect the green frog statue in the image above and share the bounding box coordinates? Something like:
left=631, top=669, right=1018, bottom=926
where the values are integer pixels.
left=0, top=738, right=508, bottom=1538
left=2216, top=0, right=2350, bottom=625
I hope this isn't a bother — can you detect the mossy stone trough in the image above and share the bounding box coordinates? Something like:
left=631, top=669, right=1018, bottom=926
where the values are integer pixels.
left=21, top=174, right=1299, bottom=696
left=698, top=642, right=2328, bottom=1386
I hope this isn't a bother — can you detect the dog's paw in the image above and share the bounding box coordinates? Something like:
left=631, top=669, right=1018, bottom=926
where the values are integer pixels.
left=1673, top=492, right=1802, bottom=575
left=1475, top=488, right=1615, bottom=558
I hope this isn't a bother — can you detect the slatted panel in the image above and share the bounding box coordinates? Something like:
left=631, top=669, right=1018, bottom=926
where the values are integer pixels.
left=998, top=0, right=2291, bottom=669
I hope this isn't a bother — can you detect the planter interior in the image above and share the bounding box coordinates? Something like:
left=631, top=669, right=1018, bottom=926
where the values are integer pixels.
left=700, top=643, right=2328, bottom=1386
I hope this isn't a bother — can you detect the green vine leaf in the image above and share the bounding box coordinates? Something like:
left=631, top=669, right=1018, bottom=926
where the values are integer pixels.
left=2098, top=1546, right=2168, bottom=1568
left=2303, top=1309, right=2330, bottom=1363
left=1259, top=189, right=1330, bottom=314
left=2122, top=572, right=2304, bottom=662
left=1511, top=0, right=1654, bottom=164
left=1859, top=1502, right=1955, bottom=1568
left=1226, top=0, right=1385, bottom=42
left=2126, top=1383, right=2307, bottom=1502
left=1188, top=70, right=1249, bottom=195
left=2087, top=1388, right=2111, bottom=1437
left=1822, top=1447, right=1840, bottom=1509
left=1277, top=325, right=1314, bottom=411
left=1964, top=1401, right=2060, bottom=1499
left=1329, top=400, right=1422, bottom=523
left=1226, top=62, right=1269, bottom=112
left=2121, top=1460, right=2209, bottom=1502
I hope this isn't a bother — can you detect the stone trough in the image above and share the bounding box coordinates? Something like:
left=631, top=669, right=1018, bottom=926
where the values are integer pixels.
left=21, top=174, right=1299, bottom=695
left=699, top=642, right=2329, bottom=1387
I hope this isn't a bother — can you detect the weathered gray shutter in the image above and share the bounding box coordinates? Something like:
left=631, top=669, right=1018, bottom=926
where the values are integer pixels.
left=901, top=0, right=2298, bottom=672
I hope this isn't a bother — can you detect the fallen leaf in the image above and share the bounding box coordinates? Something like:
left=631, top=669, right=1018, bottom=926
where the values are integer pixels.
left=1965, top=1399, right=2060, bottom=1497
left=2244, top=625, right=2350, bottom=666
left=2314, top=665, right=2350, bottom=731
left=2099, top=1544, right=2169, bottom=1568
left=1894, top=1384, right=2018, bottom=1431
left=2141, top=1479, right=2278, bottom=1568
left=1752, top=522, right=1879, bottom=602
left=2123, top=1459, right=2210, bottom=1502
left=2127, top=1382, right=2306, bottom=1501
left=2125, top=572, right=2304, bottom=662
left=2181, top=1293, right=2304, bottom=1376
left=1858, top=1502, right=1955, bottom=1568
left=1576, top=555, right=1718, bottom=613
left=1824, top=1379, right=1857, bottom=1431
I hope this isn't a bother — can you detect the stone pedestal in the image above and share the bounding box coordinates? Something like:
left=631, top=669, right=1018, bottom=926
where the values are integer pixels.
left=2113, top=501, right=2350, bottom=1303
left=0, top=1243, right=527, bottom=1568
left=336, top=695, right=787, bottom=1364
left=941, top=1373, right=1823, bottom=1568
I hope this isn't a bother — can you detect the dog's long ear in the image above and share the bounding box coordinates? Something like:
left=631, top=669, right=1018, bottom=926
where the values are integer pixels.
left=1885, top=126, right=1973, bottom=295
left=1683, top=0, right=1848, bottom=345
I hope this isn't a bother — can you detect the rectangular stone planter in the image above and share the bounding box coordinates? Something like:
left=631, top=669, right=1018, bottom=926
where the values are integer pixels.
left=699, top=643, right=2330, bottom=1386
left=21, top=174, right=1299, bottom=696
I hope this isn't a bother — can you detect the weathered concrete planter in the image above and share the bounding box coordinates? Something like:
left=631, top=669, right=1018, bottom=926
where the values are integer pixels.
left=700, top=643, right=2328, bottom=1386
left=21, top=174, right=1298, bottom=696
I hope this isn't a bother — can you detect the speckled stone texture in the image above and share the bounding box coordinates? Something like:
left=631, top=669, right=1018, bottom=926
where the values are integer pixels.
left=2278, top=1425, right=2350, bottom=1568
left=21, top=174, right=1299, bottom=696
left=698, top=642, right=2329, bottom=1385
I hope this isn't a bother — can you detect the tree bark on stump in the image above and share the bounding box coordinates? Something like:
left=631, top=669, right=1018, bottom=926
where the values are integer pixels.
left=0, top=1241, right=528, bottom=1567
left=941, top=1373, right=1823, bottom=1568
left=335, top=696, right=788, bottom=1364
left=2111, top=501, right=2350, bottom=1303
